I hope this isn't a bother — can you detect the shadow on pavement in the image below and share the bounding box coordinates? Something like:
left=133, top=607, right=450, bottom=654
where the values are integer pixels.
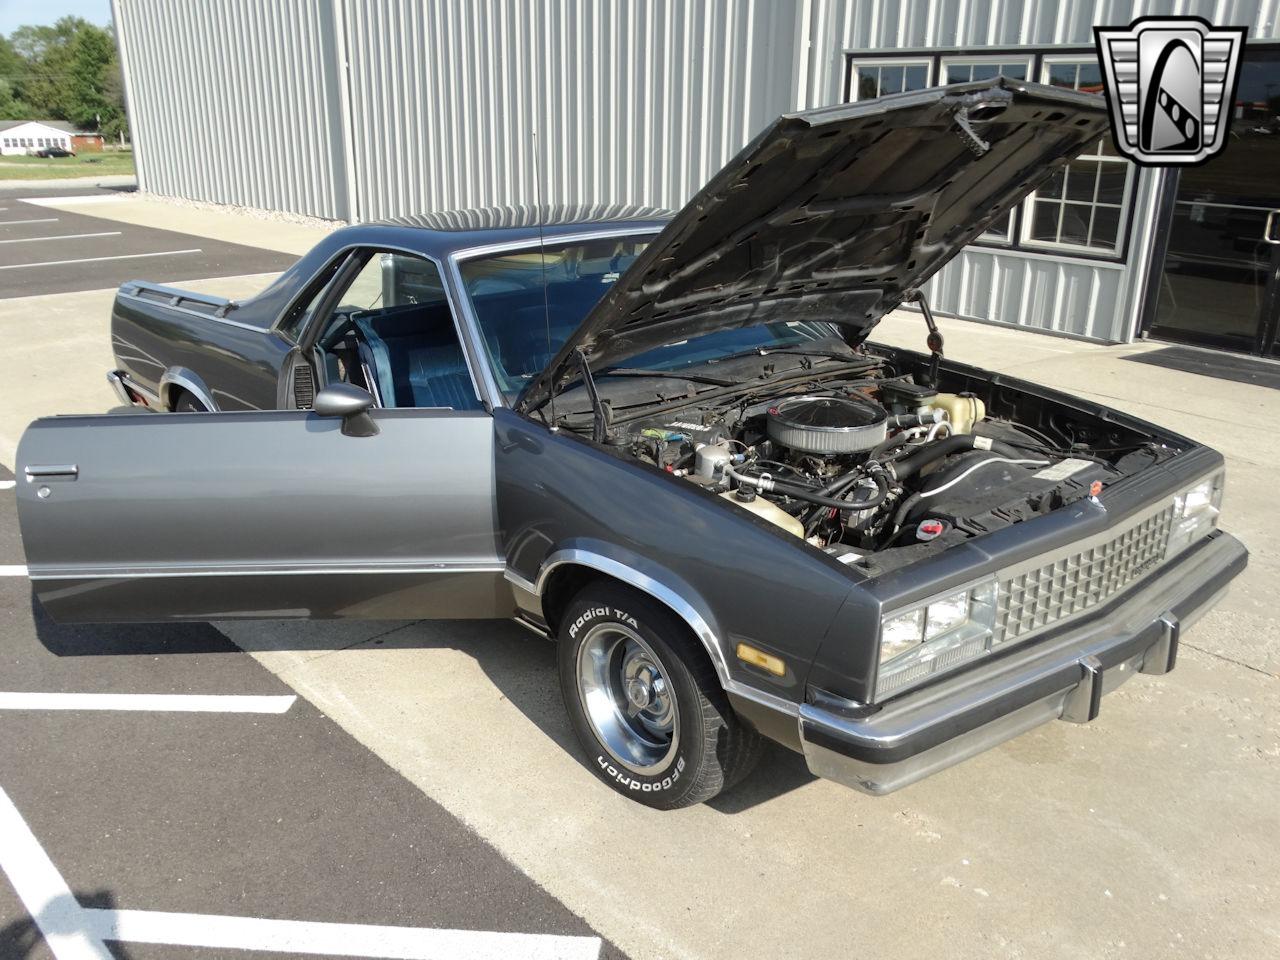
left=29, top=592, right=813, bottom=812
left=0, top=890, right=132, bottom=959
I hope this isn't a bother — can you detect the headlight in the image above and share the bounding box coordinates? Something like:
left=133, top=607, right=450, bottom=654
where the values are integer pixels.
left=1167, top=472, right=1224, bottom=557
left=876, top=579, right=998, bottom=700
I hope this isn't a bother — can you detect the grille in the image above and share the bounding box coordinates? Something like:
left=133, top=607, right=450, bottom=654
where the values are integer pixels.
left=292, top=364, right=315, bottom=409
left=993, top=505, right=1175, bottom=646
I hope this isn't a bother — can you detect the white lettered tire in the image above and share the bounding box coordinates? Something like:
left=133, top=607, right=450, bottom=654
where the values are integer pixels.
left=557, top=582, right=761, bottom=809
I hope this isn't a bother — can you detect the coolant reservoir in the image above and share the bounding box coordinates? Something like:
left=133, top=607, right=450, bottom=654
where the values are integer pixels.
left=928, top=393, right=986, bottom=434
left=720, top=489, right=805, bottom=537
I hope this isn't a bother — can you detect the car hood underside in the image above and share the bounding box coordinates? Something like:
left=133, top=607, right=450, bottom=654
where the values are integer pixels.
left=517, top=77, right=1110, bottom=414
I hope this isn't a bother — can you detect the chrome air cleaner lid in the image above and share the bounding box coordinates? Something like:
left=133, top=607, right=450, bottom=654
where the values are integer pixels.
left=766, top=394, right=888, bottom=455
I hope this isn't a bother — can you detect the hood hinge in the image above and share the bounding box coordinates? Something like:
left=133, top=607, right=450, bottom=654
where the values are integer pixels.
left=953, top=106, right=992, bottom=157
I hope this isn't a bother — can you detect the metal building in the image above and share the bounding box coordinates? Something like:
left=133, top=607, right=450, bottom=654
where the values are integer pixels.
left=111, top=0, right=1280, bottom=358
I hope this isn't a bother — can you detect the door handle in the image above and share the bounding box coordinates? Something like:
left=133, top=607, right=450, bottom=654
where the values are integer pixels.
left=1265, top=210, right=1280, bottom=245
left=25, top=464, right=78, bottom=482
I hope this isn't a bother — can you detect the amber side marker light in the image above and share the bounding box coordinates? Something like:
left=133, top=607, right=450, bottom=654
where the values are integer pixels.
left=735, top=642, right=786, bottom=677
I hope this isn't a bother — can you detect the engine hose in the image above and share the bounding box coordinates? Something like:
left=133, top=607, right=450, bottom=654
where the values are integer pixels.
left=728, top=464, right=889, bottom=512
left=891, top=434, right=1024, bottom=482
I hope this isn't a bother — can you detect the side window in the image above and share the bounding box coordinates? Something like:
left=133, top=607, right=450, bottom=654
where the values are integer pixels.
left=315, top=250, right=481, bottom=412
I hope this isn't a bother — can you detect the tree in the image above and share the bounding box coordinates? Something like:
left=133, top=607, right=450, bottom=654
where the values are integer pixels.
left=3, top=17, right=127, bottom=137
left=0, top=35, right=30, bottom=120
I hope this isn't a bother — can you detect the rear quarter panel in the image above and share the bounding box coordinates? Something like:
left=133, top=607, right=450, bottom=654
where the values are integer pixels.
left=111, top=292, right=290, bottom=411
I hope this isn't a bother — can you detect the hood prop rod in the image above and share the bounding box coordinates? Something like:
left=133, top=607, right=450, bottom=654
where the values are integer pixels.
left=576, top=348, right=612, bottom=443
left=905, top=288, right=945, bottom=388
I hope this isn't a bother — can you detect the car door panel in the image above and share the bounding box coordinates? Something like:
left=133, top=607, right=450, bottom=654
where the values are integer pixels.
left=17, top=408, right=509, bottom=622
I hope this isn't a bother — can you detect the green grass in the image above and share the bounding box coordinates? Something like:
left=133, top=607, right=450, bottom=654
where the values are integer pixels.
left=0, top=151, right=136, bottom=181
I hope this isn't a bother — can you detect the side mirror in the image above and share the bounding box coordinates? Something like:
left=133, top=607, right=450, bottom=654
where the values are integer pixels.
left=313, top=383, right=379, bottom=438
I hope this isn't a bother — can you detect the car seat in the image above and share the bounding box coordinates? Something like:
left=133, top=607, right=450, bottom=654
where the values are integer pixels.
left=351, top=304, right=480, bottom=410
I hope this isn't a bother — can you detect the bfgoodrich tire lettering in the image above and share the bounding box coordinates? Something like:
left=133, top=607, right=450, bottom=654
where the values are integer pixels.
left=558, top=582, right=761, bottom=809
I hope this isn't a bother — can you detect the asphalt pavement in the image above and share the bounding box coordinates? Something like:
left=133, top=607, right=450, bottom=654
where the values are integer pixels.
left=0, top=251, right=622, bottom=958
left=0, top=188, right=295, bottom=298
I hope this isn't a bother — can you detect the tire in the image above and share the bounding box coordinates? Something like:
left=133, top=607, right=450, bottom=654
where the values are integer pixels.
left=173, top=390, right=207, bottom=413
left=557, top=582, right=761, bottom=809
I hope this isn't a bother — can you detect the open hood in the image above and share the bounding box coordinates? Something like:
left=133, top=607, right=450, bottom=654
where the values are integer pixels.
left=516, top=78, right=1110, bottom=415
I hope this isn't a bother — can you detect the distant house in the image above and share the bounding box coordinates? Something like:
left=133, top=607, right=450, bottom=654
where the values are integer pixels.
left=0, top=120, right=104, bottom=156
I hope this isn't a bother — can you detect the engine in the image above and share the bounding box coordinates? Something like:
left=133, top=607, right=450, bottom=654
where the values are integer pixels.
left=622, top=373, right=1136, bottom=567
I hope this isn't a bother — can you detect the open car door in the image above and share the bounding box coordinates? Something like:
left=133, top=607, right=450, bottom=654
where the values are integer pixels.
left=16, top=403, right=508, bottom=622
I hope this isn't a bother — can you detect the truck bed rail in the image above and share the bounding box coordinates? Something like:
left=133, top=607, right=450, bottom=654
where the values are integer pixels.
left=119, top=281, right=239, bottom=319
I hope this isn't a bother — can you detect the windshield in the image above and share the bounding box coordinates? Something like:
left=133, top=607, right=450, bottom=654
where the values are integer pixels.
left=460, top=234, right=839, bottom=400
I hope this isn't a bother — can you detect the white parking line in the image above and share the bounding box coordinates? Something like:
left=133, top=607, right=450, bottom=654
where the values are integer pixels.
left=0, top=478, right=14, bottom=490
left=0, top=249, right=202, bottom=270
left=0, top=563, right=27, bottom=576
left=0, top=217, right=59, bottom=225
left=0, top=231, right=122, bottom=245
left=0, top=784, right=115, bottom=959
left=82, top=909, right=603, bottom=959
left=0, top=782, right=602, bottom=960
left=0, top=692, right=297, bottom=713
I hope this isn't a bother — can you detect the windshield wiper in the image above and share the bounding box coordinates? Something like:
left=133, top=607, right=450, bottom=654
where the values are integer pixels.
left=707, top=346, right=865, bottom=365
left=597, top=367, right=737, bottom=386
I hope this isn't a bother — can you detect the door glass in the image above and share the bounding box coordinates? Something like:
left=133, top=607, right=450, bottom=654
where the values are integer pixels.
left=1151, top=50, right=1280, bottom=354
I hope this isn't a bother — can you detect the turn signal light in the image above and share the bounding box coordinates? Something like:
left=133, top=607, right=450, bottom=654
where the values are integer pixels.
left=736, top=642, right=786, bottom=677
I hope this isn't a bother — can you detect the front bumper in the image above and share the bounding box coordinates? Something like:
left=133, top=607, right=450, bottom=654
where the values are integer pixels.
left=799, top=530, right=1247, bottom=795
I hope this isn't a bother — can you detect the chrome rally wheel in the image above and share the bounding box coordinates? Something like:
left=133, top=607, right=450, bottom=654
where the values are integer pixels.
left=576, top=623, right=680, bottom=775
left=557, top=582, right=762, bottom=809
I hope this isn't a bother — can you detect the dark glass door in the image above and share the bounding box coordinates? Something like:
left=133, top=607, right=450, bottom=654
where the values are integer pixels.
left=1149, top=49, right=1280, bottom=357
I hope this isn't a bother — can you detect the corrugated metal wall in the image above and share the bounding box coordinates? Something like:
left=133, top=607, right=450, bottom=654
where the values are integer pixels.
left=111, top=0, right=350, bottom=219
left=115, top=0, right=803, bottom=223
left=339, top=0, right=802, bottom=220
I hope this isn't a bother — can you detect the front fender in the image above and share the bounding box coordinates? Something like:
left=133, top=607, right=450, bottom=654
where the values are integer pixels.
left=534, top=538, right=731, bottom=686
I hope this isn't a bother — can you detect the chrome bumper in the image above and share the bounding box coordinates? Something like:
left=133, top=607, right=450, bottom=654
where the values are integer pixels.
left=107, top=370, right=158, bottom=408
left=799, top=530, right=1247, bottom=796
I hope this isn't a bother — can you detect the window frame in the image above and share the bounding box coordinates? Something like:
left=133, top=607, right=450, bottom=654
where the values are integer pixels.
left=277, top=243, right=488, bottom=411
left=845, top=56, right=934, bottom=102
left=842, top=47, right=1139, bottom=263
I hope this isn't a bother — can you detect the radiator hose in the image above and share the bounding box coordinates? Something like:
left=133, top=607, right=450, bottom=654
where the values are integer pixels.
left=890, top=434, right=1025, bottom=482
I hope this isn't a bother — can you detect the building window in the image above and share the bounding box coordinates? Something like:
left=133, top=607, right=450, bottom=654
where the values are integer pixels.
left=847, top=58, right=932, bottom=101
left=1022, top=57, right=1131, bottom=253
left=939, top=57, right=1032, bottom=84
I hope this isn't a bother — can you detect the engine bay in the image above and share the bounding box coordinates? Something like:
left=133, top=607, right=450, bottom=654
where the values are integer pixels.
left=585, top=350, right=1179, bottom=573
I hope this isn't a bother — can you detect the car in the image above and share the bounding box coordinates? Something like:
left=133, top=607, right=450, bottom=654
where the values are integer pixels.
left=33, top=146, right=75, bottom=158
left=15, top=79, right=1247, bottom=808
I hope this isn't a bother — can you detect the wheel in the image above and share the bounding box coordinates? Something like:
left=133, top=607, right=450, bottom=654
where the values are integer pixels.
left=557, top=582, right=761, bottom=809
left=173, top=390, right=207, bottom=413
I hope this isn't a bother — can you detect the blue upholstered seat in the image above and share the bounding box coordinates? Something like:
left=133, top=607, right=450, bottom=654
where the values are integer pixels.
left=352, top=305, right=481, bottom=410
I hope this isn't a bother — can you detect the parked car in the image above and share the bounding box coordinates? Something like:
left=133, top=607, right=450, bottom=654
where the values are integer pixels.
left=16, top=79, right=1246, bottom=808
left=33, top=146, right=75, bottom=158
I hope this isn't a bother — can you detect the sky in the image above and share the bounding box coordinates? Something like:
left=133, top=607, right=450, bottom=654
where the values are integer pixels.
left=0, top=0, right=111, bottom=37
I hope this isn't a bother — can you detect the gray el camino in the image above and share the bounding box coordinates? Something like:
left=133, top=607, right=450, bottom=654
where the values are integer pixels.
left=16, top=80, right=1247, bottom=807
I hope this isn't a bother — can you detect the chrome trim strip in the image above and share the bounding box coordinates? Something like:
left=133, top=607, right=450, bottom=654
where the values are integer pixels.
left=503, top=568, right=539, bottom=595
left=725, top=679, right=801, bottom=718
left=29, top=560, right=507, bottom=581
left=534, top=548, right=732, bottom=687
left=159, top=367, right=220, bottom=412
left=450, top=226, right=659, bottom=262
